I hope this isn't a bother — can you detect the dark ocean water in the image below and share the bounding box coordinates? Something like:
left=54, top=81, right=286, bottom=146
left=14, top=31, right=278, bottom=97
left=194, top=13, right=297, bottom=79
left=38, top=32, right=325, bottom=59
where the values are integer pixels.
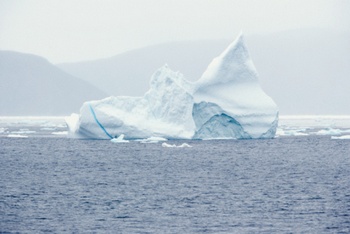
left=1, top=136, right=350, bottom=233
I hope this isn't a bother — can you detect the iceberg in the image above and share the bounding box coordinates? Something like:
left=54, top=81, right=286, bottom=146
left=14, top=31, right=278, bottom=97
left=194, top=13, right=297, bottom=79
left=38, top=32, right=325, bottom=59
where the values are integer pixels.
left=66, top=33, right=278, bottom=140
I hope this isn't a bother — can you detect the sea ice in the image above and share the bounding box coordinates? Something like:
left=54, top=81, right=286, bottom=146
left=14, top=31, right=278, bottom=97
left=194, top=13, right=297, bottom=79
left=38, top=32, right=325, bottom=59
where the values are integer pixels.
left=276, top=128, right=309, bottom=137
left=110, top=134, right=130, bottom=143
left=331, top=135, right=350, bottom=140
left=7, top=134, right=28, bottom=138
left=177, top=143, right=192, bottom=148
left=11, top=129, right=36, bottom=134
left=162, top=142, right=177, bottom=148
left=316, top=128, right=342, bottom=136
left=139, top=136, right=168, bottom=143
left=161, top=142, right=192, bottom=148
left=41, top=127, right=56, bottom=131
left=51, top=131, right=68, bottom=135
left=66, top=33, right=278, bottom=140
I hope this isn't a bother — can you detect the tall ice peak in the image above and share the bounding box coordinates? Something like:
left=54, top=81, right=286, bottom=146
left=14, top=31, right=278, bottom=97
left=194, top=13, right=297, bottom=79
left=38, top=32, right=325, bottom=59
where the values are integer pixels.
left=196, top=32, right=259, bottom=89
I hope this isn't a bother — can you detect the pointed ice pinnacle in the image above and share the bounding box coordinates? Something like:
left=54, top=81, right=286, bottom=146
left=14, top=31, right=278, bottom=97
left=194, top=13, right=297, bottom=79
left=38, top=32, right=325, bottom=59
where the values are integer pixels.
left=193, top=33, right=278, bottom=138
left=196, top=32, right=258, bottom=89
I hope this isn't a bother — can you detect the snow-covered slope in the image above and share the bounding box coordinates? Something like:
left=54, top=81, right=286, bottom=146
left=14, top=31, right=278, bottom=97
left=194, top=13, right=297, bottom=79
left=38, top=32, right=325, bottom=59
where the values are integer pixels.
left=66, top=33, right=278, bottom=140
left=0, top=51, right=107, bottom=115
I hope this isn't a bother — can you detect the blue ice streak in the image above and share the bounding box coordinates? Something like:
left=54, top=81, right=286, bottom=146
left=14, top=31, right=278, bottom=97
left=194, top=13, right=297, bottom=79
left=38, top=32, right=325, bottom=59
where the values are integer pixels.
left=89, top=104, right=113, bottom=139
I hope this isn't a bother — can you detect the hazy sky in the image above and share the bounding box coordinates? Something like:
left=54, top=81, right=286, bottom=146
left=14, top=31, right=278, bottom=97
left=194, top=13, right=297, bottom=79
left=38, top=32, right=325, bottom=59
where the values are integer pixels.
left=1, top=0, right=349, bottom=63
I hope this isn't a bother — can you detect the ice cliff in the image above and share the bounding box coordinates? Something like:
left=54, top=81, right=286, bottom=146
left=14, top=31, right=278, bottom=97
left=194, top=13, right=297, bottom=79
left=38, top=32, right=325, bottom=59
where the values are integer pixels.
left=66, top=33, right=278, bottom=140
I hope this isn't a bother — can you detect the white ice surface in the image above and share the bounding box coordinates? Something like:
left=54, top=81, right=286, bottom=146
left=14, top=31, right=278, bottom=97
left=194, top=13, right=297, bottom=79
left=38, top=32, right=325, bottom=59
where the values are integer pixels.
left=51, top=131, right=68, bottom=135
left=276, top=116, right=350, bottom=137
left=41, top=127, right=56, bottom=131
left=331, top=135, right=350, bottom=140
left=161, top=142, right=192, bottom=148
left=162, top=142, right=177, bottom=147
left=11, top=129, right=36, bottom=134
left=316, top=128, right=343, bottom=136
left=139, top=136, right=168, bottom=143
left=276, top=128, right=309, bottom=136
left=110, top=134, right=130, bottom=143
left=0, top=116, right=68, bottom=138
left=7, top=134, right=28, bottom=138
left=177, top=143, right=192, bottom=148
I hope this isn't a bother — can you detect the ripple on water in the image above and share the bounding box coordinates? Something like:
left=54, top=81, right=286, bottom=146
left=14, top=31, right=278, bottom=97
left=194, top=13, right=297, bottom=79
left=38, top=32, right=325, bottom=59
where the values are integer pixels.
left=0, top=136, right=349, bottom=233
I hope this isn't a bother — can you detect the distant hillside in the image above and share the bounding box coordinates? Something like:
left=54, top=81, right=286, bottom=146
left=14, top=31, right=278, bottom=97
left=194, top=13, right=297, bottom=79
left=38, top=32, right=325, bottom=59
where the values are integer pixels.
left=0, top=51, right=107, bottom=115
left=58, top=29, right=350, bottom=115
left=59, top=40, right=229, bottom=96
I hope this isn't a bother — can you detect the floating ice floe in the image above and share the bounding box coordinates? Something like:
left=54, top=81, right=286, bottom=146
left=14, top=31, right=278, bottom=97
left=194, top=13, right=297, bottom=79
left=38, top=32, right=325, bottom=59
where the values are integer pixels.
left=41, top=127, right=56, bottom=131
left=139, top=136, right=168, bottom=143
left=177, top=143, right=192, bottom=148
left=276, top=126, right=350, bottom=137
left=110, top=134, right=130, bottom=143
left=11, top=129, right=36, bottom=134
left=315, top=128, right=343, bottom=136
left=331, top=135, right=350, bottom=140
left=7, top=134, right=28, bottom=138
left=162, top=142, right=177, bottom=148
left=276, top=128, right=309, bottom=136
left=162, top=142, right=192, bottom=148
left=51, top=131, right=68, bottom=135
